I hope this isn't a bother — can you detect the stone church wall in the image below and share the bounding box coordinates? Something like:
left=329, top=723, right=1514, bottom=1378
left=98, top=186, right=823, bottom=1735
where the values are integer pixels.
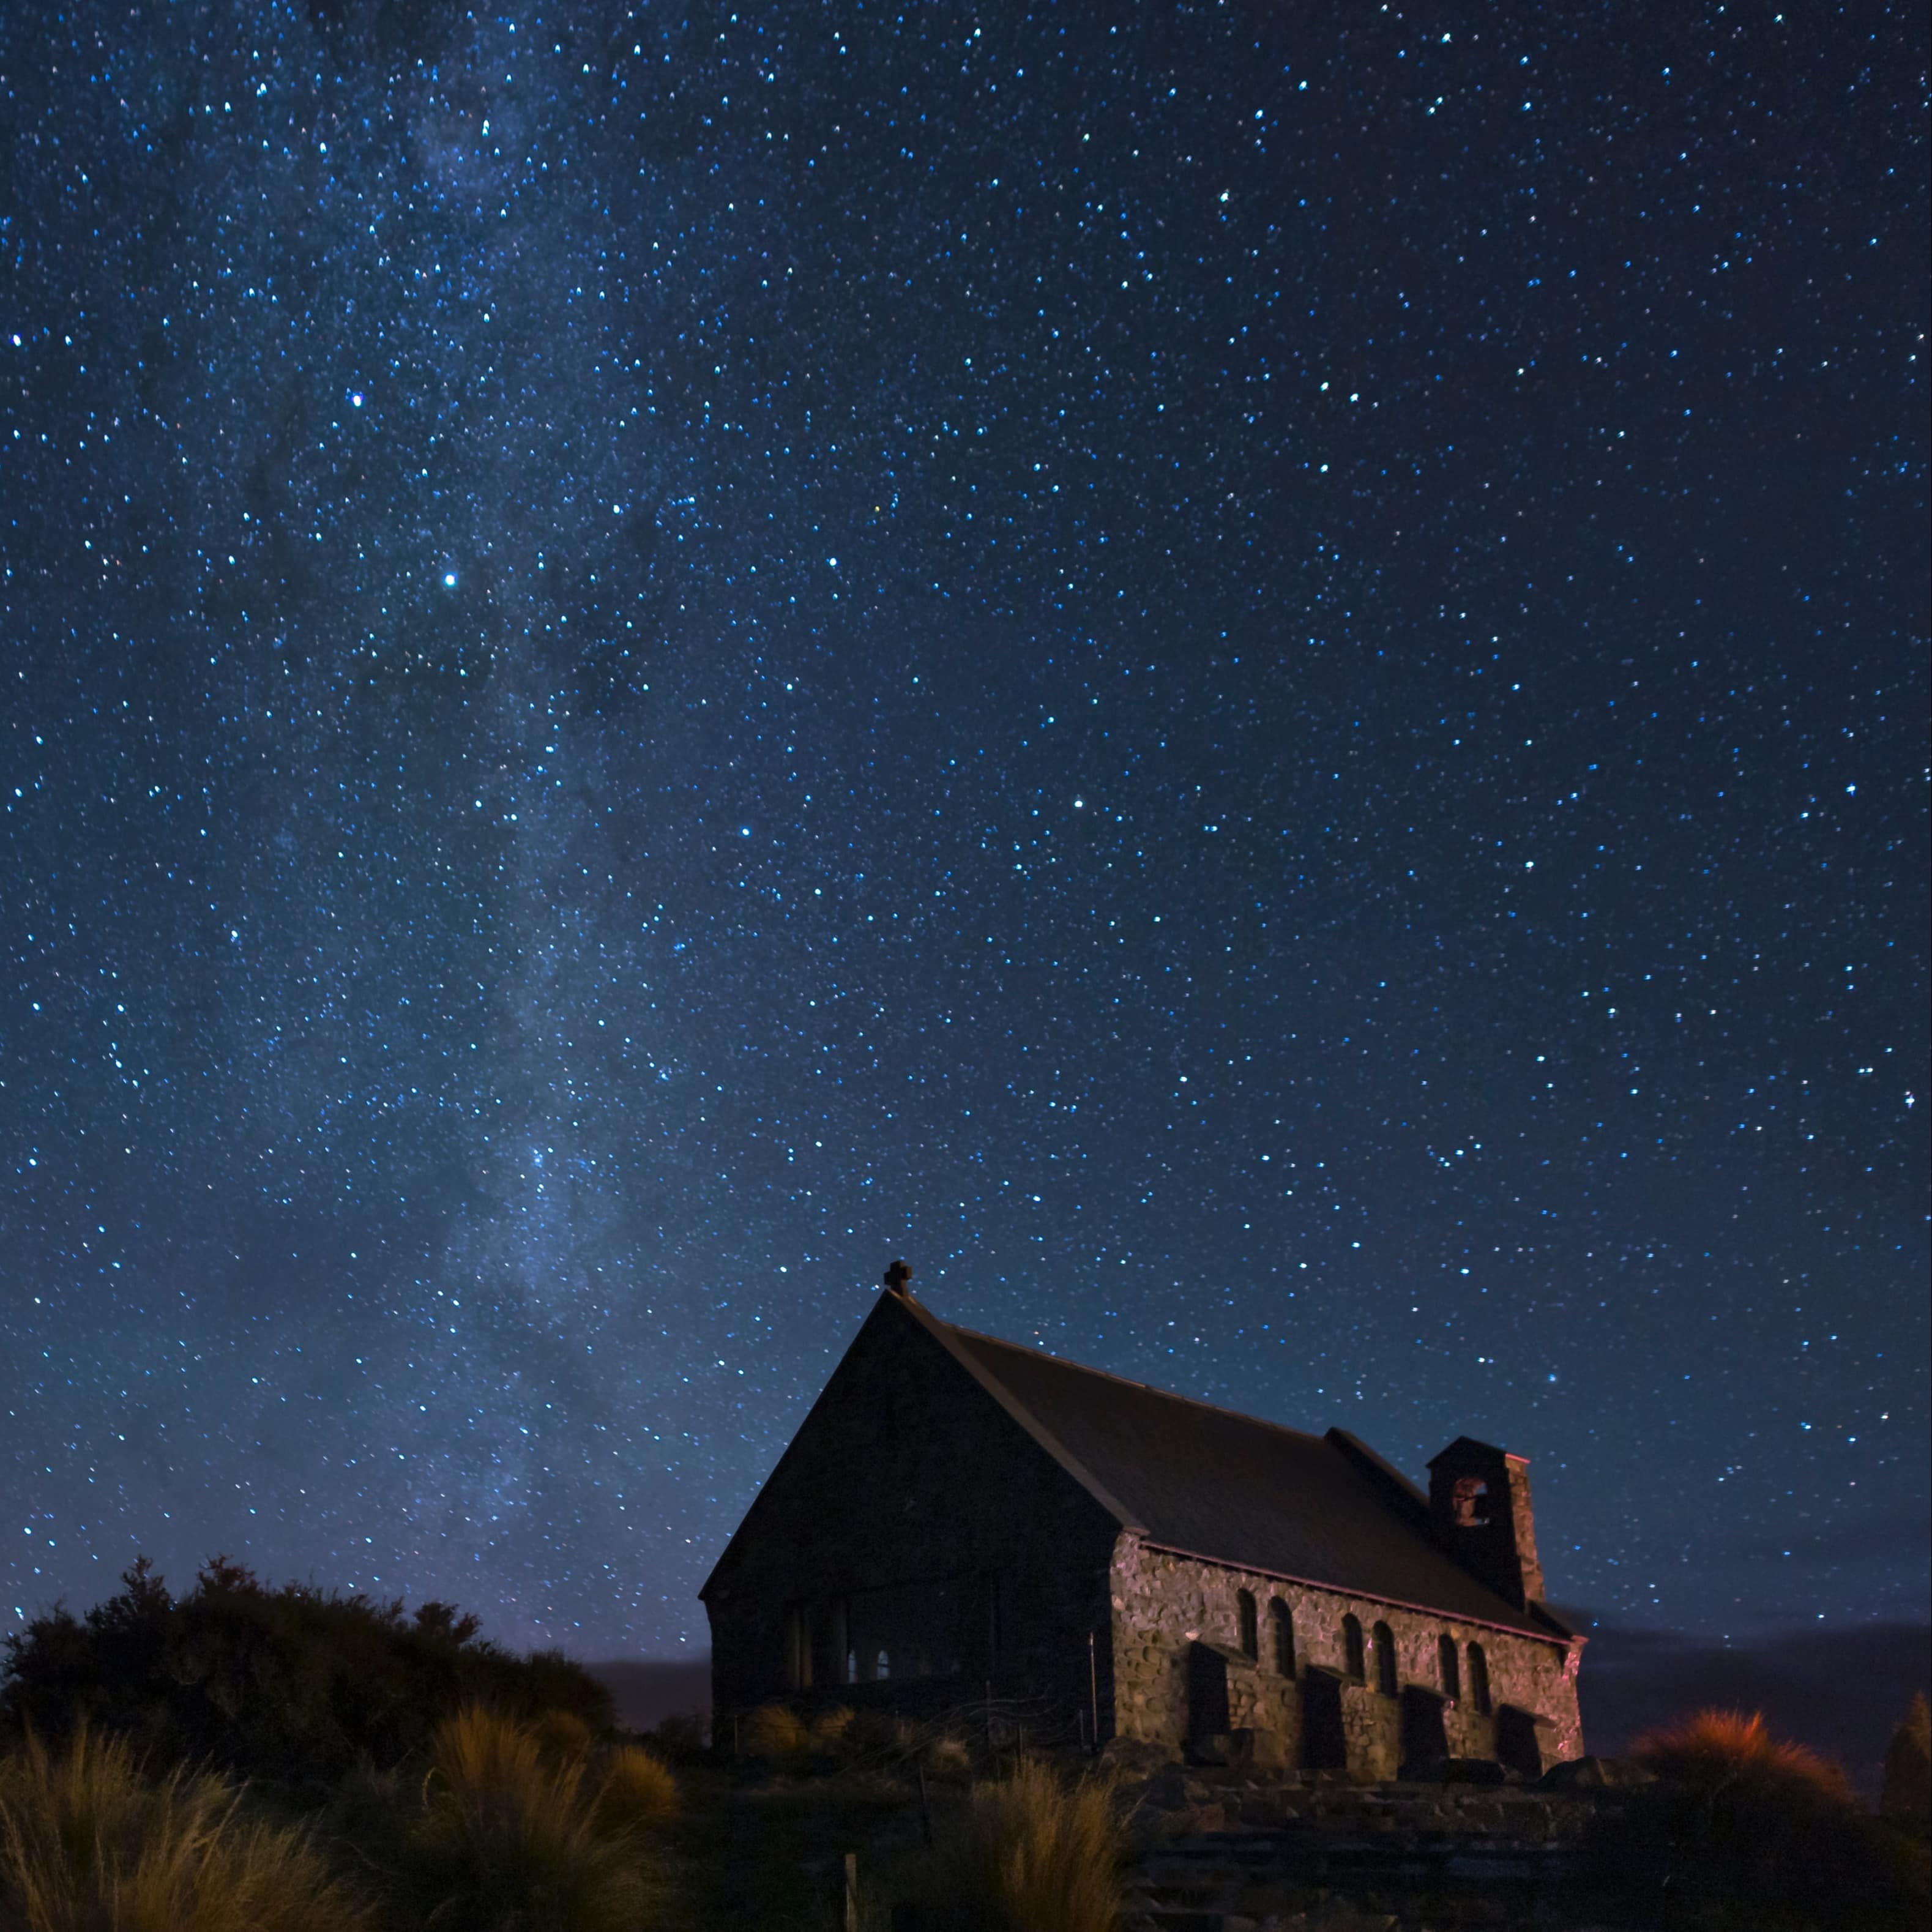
left=1108, top=1535, right=1582, bottom=1774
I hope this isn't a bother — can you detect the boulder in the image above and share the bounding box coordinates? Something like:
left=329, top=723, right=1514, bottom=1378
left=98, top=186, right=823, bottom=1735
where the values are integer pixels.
left=1539, top=1753, right=1656, bottom=1791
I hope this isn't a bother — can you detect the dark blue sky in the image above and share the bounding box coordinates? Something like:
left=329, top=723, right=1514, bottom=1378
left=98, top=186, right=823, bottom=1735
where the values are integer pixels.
left=4, top=0, right=1925, bottom=1662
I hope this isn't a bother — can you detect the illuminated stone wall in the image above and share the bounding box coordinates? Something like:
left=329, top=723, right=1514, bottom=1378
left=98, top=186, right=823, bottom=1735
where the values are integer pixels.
left=1108, top=1534, right=1583, bottom=1774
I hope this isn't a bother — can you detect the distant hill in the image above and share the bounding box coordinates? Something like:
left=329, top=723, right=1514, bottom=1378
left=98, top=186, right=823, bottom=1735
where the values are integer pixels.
left=583, top=1656, right=711, bottom=1732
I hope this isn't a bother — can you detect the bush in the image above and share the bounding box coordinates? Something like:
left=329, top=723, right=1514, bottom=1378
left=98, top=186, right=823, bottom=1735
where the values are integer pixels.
left=405, top=1706, right=661, bottom=1932
left=922, top=1756, right=1125, bottom=1932
left=0, top=1722, right=373, bottom=1932
left=1882, top=1691, right=1931, bottom=1826
left=0, top=1557, right=612, bottom=1783
left=1585, top=1707, right=1929, bottom=1930
left=644, top=1711, right=708, bottom=1762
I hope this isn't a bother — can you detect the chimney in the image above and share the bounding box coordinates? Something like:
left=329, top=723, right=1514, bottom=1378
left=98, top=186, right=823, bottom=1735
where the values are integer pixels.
left=1426, top=1436, right=1546, bottom=1610
left=881, top=1259, right=913, bottom=1297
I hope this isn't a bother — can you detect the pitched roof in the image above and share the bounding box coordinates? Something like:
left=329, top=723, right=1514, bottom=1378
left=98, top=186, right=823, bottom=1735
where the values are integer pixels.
left=900, top=1294, right=1563, bottom=1642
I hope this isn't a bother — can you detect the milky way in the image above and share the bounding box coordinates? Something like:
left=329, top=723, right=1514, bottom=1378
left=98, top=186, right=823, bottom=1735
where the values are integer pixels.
left=4, top=1, right=1925, bottom=1658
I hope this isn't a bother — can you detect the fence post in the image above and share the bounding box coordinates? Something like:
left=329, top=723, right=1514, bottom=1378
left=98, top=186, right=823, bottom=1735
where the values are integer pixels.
left=1089, top=1628, right=1100, bottom=1753
left=844, top=1850, right=860, bottom=1932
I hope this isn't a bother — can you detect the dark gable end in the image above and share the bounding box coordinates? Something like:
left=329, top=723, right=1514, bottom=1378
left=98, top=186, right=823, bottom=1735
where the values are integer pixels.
left=698, top=1289, right=1132, bottom=1605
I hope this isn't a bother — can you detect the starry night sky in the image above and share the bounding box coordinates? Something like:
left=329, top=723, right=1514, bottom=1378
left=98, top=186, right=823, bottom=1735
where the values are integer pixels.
left=4, top=1, right=1926, bottom=1669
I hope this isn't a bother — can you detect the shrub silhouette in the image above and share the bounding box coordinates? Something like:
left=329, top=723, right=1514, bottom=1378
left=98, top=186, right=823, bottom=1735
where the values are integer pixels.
left=1, top=1557, right=611, bottom=1783
left=0, top=1721, right=373, bottom=1931
left=1585, top=1706, right=1929, bottom=1930
left=405, top=1706, right=660, bottom=1932
left=1882, top=1690, right=1931, bottom=1826
left=922, top=1756, right=1125, bottom=1932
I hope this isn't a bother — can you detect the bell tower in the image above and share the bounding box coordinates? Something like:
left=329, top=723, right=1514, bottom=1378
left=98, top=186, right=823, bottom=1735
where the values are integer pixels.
left=1427, top=1436, right=1546, bottom=1610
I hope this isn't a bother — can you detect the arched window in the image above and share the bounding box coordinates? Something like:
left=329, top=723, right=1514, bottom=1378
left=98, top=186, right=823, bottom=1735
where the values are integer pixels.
left=1373, top=1621, right=1398, bottom=1698
left=1269, top=1598, right=1295, bottom=1677
left=876, top=1648, right=892, bottom=1682
left=1236, top=1589, right=1258, bottom=1659
left=1467, top=1641, right=1491, bottom=1715
left=1438, top=1633, right=1461, bottom=1701
left=1342, top=1613, right=1365, bottom=1680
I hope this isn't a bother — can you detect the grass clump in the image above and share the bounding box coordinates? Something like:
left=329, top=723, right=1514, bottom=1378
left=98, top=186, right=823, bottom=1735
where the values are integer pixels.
left=405, top=1705, right=665, bottom=1932
left=594, top=1744, right=680, bottom=1832
left=0, top=1722, right=372, bottom=1932
left=530, top=1708, right=595, bottom=1762
left=1632, top=1706, right=1853, bottom=1802
left=922, top=1755, right=1125, bottom=1932
left=742, top=1704, right=809, bottom=1761
left=1585, top=1706, right=1929, bottom=1930
left=808, top=1706, right=856, bottom=1754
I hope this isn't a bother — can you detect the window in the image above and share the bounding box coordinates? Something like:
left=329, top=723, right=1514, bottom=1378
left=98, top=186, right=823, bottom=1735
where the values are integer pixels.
left=1373, top=1621, right=1398, bottom=1698
left=1342, top=1613, right=1365, bottom=1680
left=1236, top=1589, right=1258, bottom=1660
left=845, top=1577, right=966, bottom=1684
left=1269, top=1598, right=1296, bottom=1677
left=1438, top=1633, right=1461, bottom=1701
left=1452, top=1475, right=1490, bottom=1527
left=1467, top=1641, right=1491, bottom=1716
left=785, top=1604, right=813, bottom=1691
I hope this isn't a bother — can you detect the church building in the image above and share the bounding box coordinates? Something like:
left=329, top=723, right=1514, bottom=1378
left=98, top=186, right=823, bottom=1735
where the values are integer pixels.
left=700, top=1267, right=1584, bottom=1778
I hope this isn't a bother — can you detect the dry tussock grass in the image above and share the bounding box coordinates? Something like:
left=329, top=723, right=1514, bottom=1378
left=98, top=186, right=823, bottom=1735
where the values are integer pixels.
left=1595, top=1706, right=1928, bottom=1928
left=742, top=1704, right=810, bottom=1759
left=531, top=1708, right=594, bottom=1762
left=0, top=1723, right=371, bottom=1932
left=808, top=1706, right=856, bottom=1752
left=1632, top=1707, right=1853, bottom=1803
left=924, top=1755, right=1124, bottom=1932
left=594, top=1744, right=679, bottom=1831
left=409, top=1704, right=666, bottom=1932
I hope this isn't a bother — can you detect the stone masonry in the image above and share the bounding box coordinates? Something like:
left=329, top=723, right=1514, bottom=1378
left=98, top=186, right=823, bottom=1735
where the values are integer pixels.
left=1110, top=1535, right=1583, bottom=1777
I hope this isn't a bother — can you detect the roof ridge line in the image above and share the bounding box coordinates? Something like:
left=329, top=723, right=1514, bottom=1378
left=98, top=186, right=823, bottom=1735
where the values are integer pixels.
left=936, top=1310, right=1335, bottom=1452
